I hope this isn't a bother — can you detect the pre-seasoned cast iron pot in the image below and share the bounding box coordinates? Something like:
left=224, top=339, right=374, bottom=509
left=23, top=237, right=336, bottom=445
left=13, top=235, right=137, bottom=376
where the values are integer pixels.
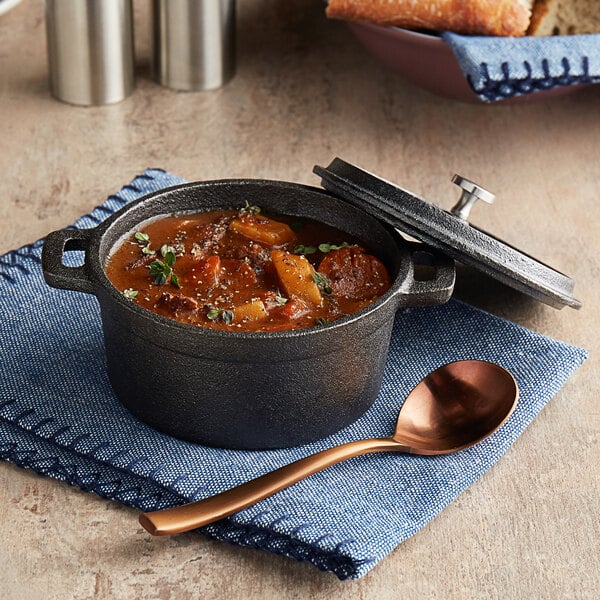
left=42, top=180, right=455, bottom=449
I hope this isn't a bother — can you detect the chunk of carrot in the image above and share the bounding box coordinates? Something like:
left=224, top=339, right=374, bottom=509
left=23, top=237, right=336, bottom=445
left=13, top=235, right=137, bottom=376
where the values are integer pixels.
left=189, top=255, right=221, bottom=286
left=272, top=297, right=311, bottom=321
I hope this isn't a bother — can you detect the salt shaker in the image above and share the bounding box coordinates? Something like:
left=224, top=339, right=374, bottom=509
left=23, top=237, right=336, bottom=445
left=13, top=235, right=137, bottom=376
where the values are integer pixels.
left=151, top=0, right=236, bottom=91
left=45, top=0, right=135, bottom=105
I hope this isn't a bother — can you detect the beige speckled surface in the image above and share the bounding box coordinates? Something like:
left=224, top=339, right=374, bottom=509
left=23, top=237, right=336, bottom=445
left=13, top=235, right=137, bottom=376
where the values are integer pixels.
left=1, top=1, right=598, bottom=598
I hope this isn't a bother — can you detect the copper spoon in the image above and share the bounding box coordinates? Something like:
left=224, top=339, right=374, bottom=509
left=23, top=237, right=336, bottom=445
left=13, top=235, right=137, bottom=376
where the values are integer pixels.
left=139, top=360, right=518, bottom=536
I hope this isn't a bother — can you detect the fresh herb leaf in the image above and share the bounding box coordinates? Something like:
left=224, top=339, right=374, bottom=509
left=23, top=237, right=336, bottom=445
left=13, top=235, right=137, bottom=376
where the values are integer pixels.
left=206, top=307, right=234, bottom=324
left=123, top=288, right=138, bottom=300
left=294, top=242, right=351, bottom=255
left=293, top=244, right=317, bottom=255
left=239, top=201, right=261, bottom=215
left=274, top=294, right=288, bottom=306
left=318, top=241, right=350, bottom=253
left=164, top=251, right=176, bottom=267
left=312, top=272, right=333, bottom=295
left=207, top=308, right=221, bottom=320
left=148, top=256, right=179, bottom=288
left=153, top=272, right=167, bottom=286
left=315, top=317, right=329, bottom=326
left=135, top=231, right=156, bottom=255
left=135, top=232, right=150, bottom=243
left=149, top=259, right=166, bottom=276
left=160, top=244, right=175, bottom=257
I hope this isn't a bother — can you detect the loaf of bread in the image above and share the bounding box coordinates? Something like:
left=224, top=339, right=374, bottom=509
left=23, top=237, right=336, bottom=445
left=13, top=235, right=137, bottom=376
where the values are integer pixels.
left=326, top=0, right=534, bottom=37
left=528, top=0, right=600, bottom=35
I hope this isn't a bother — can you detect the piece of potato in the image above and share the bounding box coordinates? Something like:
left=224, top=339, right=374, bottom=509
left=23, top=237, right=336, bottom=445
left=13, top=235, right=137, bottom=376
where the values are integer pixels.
left=271, top=249, right=322, bottom=306
left=230, top=215, right=297, bottom=247
left=233, top=299, right=269, bottom=323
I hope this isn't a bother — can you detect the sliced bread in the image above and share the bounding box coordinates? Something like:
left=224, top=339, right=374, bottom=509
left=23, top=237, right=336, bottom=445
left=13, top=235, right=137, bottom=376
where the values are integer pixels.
left=528, top=0, right=600, bottom=35
left=326, top=0, right=534, bottom=37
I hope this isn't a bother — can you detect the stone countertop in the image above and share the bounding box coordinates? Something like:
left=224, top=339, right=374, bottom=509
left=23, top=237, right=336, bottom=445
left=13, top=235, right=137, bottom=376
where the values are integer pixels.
left=1, top=1, right=598, bottom=598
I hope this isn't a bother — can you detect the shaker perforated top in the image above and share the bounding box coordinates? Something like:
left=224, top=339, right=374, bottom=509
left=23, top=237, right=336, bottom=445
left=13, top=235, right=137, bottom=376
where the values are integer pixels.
left=314, top=158, right=581, bottom=310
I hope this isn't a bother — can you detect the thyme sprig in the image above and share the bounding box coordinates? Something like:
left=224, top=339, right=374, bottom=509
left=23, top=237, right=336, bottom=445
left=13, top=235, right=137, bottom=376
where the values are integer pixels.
left=148, top=244, right=180, bottom=288
left=318, top=242, right=350, bottom=253
left=239, top=201, right=261, bottom=215
left=312, top=272, right=332, bottom=295
left=134, top=231, right=156, bottom=256
left=294, top=241, right=351, bottom=256
left=206, top=308, right=234, bottom=324
left=293, top=244, right=317, bottom=255
left=123, top=288, right=138, bottom=300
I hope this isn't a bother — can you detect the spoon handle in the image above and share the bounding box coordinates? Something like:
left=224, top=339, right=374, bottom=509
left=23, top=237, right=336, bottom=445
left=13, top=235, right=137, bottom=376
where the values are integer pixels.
left=139, top=437, right=405, bottom=535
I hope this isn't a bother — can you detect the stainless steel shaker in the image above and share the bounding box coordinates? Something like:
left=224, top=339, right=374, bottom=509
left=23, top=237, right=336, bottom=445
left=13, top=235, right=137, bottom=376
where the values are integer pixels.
left=46, top=0, right=134, bottom=105
left=151, top=0, right=236, bottom=91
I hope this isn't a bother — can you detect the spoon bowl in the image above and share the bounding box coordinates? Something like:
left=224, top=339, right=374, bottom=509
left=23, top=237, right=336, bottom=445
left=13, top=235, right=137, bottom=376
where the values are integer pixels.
left=139, top=360, right=518, bottom=536
left=393, top=360, right=518, bottom=453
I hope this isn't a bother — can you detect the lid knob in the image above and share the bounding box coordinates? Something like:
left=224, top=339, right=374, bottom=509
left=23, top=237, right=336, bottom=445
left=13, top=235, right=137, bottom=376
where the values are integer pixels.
left=450, top=175, right=496, bottom=221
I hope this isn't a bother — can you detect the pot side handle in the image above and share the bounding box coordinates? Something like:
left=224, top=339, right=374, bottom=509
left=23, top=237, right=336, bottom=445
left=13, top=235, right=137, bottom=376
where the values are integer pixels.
left=397, top=243, right=455, bottom=306
left=42, top=228, right=95, bottom=294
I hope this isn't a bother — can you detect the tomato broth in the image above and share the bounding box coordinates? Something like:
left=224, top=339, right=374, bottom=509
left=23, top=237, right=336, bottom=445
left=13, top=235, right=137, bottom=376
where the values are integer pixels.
left=105, top=205, right=391, bottom=332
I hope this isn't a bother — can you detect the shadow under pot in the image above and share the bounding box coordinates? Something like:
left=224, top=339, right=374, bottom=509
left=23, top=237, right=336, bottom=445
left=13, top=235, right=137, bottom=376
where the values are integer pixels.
left=42, top=180, right=455, bottom=449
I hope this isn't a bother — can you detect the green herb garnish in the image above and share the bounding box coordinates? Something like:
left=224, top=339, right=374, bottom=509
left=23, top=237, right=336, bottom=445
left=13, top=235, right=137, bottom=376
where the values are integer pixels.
left=318, top=242, right=351, bottom=253
left=315, top=317, right=330, bottom=326
left=294, top=242, right=351, bottom=256
left=134, top=231, right=156, bottom=255
left=134, top=232, right=150, bottom=243
left=123, top=288, right=138, bottom=300
left=293, top=244, right=317, bottom=255
left=206, top=308, right=234, bottom=324
left=312, top=272, right=333, bottom=295
left=160, top=244, right=176, bottom=259
left=274, top=294, right=288, bottom=306
left=148, top=249, right=180, bottom=288
left=239, top=201, right=261, bottom=215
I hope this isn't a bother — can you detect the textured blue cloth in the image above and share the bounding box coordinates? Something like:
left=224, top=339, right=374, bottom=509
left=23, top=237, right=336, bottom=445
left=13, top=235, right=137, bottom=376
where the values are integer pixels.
left=0, top=169, right=588, bottom=579
left=443, top=32, right=600, bottom=101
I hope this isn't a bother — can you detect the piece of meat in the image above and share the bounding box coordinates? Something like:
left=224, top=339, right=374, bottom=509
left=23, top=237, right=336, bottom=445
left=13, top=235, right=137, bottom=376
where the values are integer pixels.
left=189, top=216, right=230, bottom=259
left=157, top=291, right=199, bottom=313
left=318, top=246, right=390, bottom=301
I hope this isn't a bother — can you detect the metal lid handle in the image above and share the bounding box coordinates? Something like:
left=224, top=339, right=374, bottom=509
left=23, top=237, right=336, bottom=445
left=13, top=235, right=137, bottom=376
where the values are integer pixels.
left=450, top=175, right=495, bottom=221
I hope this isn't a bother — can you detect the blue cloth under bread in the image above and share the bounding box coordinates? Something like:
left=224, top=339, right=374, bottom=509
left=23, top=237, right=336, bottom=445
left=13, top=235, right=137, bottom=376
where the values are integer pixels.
left=443, top=32, right=600, bottom=101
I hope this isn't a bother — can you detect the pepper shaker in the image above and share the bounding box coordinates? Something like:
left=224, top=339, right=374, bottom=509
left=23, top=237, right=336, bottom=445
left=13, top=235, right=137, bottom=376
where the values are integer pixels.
left=46, top=0, right=135, bottom=105
left=151, top=0, right=236, bottom=91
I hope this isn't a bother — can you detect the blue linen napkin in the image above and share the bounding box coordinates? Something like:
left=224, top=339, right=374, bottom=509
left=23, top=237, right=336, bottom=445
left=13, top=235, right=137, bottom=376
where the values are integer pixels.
left=442, top=32, right=600, bottom=101
left=0, top=169, right=588, bottom=579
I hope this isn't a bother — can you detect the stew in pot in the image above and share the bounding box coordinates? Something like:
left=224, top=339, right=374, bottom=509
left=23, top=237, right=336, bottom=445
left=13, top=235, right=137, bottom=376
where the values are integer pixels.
left=105, top=204, right=391, bottom=332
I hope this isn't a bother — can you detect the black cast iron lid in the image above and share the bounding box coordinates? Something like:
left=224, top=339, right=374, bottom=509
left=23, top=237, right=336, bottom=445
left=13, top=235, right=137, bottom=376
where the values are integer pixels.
left=314, top=158, right=581, bottom=310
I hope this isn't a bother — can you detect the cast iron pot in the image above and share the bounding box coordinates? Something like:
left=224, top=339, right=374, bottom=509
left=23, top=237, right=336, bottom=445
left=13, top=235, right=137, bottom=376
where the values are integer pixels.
left=42, top=180, right=455, bottom=449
